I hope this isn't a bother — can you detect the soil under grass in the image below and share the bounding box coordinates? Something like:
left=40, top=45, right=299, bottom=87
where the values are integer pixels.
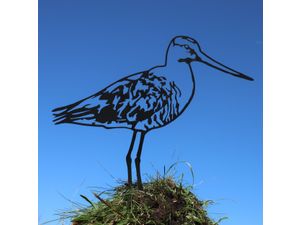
left=66, top=176, right=224, bottom=225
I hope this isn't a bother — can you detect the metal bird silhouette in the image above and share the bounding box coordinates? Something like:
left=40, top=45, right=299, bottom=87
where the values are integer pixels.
left=52, top=36, right=253, bottom=190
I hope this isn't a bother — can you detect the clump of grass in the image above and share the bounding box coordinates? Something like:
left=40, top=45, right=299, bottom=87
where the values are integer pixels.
left=53, top=162, right=226, bottom=225
left=60, top=174, right=224, bottom=225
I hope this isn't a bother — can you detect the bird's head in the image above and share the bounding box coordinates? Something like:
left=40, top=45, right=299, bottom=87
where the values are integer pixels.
left=167, top=35, right=254, bottom=81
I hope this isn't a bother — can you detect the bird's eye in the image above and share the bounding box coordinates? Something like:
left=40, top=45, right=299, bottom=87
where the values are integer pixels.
left=184, top=44, right=189, bottom=49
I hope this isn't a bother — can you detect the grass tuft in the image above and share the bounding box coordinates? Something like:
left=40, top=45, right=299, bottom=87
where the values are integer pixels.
left=60, top=174, right=225, bottom=225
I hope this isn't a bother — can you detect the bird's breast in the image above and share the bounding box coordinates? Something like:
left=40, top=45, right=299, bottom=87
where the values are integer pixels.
left=134, top=65, right=195, bottom=131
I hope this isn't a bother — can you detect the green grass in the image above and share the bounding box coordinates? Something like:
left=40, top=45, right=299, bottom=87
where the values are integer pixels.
left=52, top=162, right=227, bottom=225
left=59, top=175, right=226, bottom=225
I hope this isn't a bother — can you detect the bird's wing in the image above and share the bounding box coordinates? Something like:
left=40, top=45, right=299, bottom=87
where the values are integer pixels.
left=52, top=70, right=172, bottom=129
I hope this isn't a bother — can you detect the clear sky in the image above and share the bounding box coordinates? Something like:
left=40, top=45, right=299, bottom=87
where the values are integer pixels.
left=39, top=0, right=262, bottom=224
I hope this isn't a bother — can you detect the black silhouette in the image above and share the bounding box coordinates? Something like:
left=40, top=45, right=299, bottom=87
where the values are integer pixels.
left=52, top=36, right=253, bottom=190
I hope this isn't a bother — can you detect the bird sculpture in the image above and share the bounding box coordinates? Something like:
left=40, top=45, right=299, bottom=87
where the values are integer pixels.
left=52, top=36, right=253, bottom=190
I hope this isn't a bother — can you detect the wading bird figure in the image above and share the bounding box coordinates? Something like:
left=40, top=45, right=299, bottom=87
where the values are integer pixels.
left=52, top=36, right=253, bottom=190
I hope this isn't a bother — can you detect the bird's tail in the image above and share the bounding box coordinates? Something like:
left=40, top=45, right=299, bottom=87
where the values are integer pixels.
left=52, top=99, right=94, bottom=125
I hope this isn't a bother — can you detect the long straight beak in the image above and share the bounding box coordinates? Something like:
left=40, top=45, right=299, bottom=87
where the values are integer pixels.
left=196, top=48, right=254, bottom=81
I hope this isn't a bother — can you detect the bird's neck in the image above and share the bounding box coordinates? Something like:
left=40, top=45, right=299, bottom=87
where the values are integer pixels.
left=162, top=60, right=196, bottom=113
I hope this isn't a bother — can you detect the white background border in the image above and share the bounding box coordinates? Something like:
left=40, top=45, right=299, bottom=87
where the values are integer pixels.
left=264, top=0, right=300, bottom=224
left=0, top=0, right=299, bottom=224
left=0, top=0, right=38, bottom=225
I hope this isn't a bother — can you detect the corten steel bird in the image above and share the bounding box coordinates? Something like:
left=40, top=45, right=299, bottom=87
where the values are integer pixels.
left=52, top=36, right=253, bottom=190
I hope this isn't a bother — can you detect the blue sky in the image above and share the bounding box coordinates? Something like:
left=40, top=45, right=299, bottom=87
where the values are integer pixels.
left=39, top=0, right=262, bottom=224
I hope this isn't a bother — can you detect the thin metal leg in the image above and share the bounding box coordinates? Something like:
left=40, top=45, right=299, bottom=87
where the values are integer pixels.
left=135, top=132, right=145, bottom=190
left=126, top=131, right=137, bottom=187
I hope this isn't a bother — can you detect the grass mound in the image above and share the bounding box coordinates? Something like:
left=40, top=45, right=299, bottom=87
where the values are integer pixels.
left=66, top=176, right=223, bottom=225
